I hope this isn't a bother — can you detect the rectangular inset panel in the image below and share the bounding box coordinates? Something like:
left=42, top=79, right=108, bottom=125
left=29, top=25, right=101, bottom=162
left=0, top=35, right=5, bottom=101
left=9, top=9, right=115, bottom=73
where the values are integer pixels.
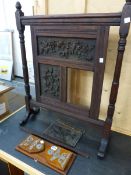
left=37, top=36, right=96, bottom=62
left=39, top=64, right=60, bottom=99
left=67, top=68, right=93, bottom=108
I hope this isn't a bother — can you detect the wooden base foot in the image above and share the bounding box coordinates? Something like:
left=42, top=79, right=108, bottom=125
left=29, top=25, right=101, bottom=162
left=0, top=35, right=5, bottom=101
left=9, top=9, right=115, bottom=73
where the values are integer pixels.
left=97, top=138, right=109, bottom=159
left=20, top=107, right=40, bottom=126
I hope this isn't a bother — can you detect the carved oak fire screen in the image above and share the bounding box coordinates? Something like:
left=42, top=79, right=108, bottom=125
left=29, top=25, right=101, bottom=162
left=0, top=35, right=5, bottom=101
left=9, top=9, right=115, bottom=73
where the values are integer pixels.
left=15, top=1, right=131, bottom=159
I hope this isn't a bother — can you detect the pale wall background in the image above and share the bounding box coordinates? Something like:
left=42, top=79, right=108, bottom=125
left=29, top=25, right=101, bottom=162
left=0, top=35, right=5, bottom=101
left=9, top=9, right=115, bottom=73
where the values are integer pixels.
left=0, top=0, right=33, bottom=77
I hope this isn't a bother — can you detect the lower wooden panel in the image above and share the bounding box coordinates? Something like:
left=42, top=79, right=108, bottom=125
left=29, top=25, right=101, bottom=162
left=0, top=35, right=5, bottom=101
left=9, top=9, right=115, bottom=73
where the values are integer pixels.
left=0, top=159, right=24, bottom=175
left=0, top=150, right=45, bottom=175
left=30, top=99, right=104, bottom=126
left=8, top=163, right=24, bottom=175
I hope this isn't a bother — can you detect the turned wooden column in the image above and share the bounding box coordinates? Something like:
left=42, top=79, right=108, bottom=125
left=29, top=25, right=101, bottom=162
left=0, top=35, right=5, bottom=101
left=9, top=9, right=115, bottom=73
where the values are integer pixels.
left=15, top=2, right=32, bottom=112
left=98, top=0, right=131, bottom=158
left=106, top=0, right=131, bottom=133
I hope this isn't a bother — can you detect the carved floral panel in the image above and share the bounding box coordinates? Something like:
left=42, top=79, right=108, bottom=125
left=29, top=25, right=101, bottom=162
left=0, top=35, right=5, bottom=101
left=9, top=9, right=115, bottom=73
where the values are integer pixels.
left=39, top=64, right=60, bottom=98
left=37, top=36, right=96, bottom=62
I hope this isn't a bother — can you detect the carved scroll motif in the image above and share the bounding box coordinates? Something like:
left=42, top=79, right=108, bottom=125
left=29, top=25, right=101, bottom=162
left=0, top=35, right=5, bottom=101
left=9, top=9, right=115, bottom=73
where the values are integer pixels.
left=40, top=64, right=60, bottom=98
left=37, top=37, right=96, bottom=62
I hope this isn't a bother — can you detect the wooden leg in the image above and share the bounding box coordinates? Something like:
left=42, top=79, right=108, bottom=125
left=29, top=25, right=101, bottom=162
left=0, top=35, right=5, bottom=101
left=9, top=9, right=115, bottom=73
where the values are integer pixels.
left=8, top=163, right=24, bottom=175
left=20, top=107, right=40, bottom=126
left=97, top=118, right=111, bottom=159
left=97, top=138, right=109, bottom=159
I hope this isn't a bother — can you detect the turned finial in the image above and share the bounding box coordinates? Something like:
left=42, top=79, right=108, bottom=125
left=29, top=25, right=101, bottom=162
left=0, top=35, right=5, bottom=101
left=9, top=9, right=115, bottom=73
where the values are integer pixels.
left=16, top=1, right=22, bottom=10
left=15, top=1, right=24, bottom=32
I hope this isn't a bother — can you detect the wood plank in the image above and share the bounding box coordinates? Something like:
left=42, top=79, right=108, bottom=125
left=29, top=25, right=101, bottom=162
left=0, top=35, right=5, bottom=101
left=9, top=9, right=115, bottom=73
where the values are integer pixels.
left=0, top=85, right=13, bottom=95
left=20, top=13, right=121, bottom=26
left=0, top=150, right=45, bottom=175
left=0, top=105, right=25, bottom=123
left=38, top=58, right=94, bottom=71
left=16, top=135, right=76, bottom=175
left=30, top=99, right=104, bottom=126
left=8, top=163, right=24, bottom=175
left=89, top=26, right=109, bottom=119
left=60, top=67, right=67, bottom=102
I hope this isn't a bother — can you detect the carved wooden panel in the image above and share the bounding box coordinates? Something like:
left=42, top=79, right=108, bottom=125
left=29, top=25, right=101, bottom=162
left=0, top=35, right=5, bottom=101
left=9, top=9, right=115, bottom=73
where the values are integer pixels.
left=37, top=36, right=96, bottom=62
left=39, top=64, right=60, bottom=99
